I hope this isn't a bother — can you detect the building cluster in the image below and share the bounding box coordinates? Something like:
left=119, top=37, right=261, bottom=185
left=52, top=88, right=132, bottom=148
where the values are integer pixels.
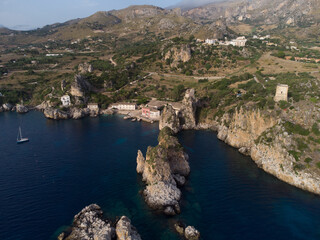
left=204, top=36, right=247, bottom=47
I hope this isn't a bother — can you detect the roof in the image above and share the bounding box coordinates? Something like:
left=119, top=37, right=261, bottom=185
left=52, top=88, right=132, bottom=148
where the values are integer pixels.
left=111, top=102, right=136, bottom=106
left=147, top=100, right=166, bottom=108
left=169, top=102, right=183, bottom=110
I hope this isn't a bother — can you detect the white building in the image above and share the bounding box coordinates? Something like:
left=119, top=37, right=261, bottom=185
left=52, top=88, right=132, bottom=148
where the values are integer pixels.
left=46, top=53, right=63, bottom=57
left=61, top=95, right=71, bottom=107
left=111, top=103, right=137, bottom=111
left=150, top=109, right=160, bottom=119
left=232, top=36, right=247, bottom=47
left=205, top=39, right=217, bottom=45
left=87, top=103, right=99, bottom=110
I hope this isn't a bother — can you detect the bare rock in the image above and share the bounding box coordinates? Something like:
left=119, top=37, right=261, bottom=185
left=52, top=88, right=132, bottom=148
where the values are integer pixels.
left=180, top=89, right=197, bottom=130
left=164, top=45, right=191, bottom=68
left=62, top=204, right=114, bottom=240
left=173, top=174, right=186, bottom=186
left=78, top=62, right=93, bottom=74
left=144, top=181, right=181, bottom=215
left=70, top=74, right=91, bottom=98
left=70, top=108, right=90, bottom=119
left=2, top=103, right=13, bottom=111
left=116, top=216, right=142, bottom=240
left=159, top=105, right=180, bottom=133
left=184, top=226, right=200, bottom=240
left=44, top=108, right=69, bottom=120
left=16, top=104, right=29, bottom=113
left=136, top=150, right=145, bottom=174
left=36, top=101, right=52, bottom=111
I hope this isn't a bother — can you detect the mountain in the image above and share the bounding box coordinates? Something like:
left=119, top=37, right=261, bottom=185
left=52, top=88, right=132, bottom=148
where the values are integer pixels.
left=183, top=0, right=320, bottom=25
left=0, top=5, right=233, bottom=45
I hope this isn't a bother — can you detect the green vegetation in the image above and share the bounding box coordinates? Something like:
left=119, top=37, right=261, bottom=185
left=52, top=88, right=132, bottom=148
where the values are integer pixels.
left=288, top=150, right=302, bottom=162
left=284, top=121, right=310, bottom=136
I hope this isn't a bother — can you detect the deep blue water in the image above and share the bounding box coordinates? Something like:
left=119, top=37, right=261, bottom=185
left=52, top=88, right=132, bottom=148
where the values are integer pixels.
left=0, top=111, right=320, bottom=240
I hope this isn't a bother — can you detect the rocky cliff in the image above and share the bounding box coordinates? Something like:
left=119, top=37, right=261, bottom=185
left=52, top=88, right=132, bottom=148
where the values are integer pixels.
left=58, top=204, right=141, bottom=240
left=43, top=107, right=96, bottom=120
left=164, top=45, right=192, bottom=68
left=201, top=105, right=320, bottom=195
left=136, top=127, right=190, bottom=215
left=183, top=0, right=320, bottom=26
left=70, top=74, right=91, bottom=104
left=159, top=89, right=198, bottom=133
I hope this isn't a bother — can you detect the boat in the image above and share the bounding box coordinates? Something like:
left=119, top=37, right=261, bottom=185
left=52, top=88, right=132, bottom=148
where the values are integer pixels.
left=17, top=126, right=29, bottom=144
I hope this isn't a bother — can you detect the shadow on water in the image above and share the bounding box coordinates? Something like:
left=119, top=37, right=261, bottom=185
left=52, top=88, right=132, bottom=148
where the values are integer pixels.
left=0, top=112, right=320, bottom=240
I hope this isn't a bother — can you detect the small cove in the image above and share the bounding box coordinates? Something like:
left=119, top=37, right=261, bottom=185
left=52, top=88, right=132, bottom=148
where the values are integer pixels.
left=0, top=111, right=320, bottom=240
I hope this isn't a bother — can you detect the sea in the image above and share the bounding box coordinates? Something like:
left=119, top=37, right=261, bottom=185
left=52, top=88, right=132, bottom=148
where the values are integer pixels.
left=0, top=111, right=320, bottom=240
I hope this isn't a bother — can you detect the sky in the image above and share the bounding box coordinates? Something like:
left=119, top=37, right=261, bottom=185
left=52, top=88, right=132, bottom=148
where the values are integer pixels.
left=0, top=0, right=221, bottom=30
left=0, top=0, right=178, bottom=30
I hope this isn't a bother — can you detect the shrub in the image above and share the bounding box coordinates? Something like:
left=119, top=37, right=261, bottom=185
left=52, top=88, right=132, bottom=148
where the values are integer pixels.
left=288, top=150, right=301, bottom=161
left=312, top=123, right=320, bottom=136
left=284, top=121, right=310, bottom=136
left=316, top=162, right=320, bottom=169
left=304, top=158, right=312, bottom=164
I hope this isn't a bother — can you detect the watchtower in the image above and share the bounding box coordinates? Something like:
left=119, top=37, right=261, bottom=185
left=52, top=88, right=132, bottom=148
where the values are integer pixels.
left=274, top=84, right=289, bottom=102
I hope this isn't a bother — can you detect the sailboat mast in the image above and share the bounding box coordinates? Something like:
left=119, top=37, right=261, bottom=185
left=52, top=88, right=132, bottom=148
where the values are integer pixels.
left=19, top=127, right=22, bottom=138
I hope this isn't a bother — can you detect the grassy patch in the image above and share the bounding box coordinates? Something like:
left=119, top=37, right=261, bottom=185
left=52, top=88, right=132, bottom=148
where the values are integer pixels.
left=284, top=121, right=310, bottom=136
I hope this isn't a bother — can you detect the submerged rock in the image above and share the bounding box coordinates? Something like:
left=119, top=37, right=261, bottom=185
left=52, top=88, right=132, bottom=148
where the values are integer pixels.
left=116, top=216, right=142, bottom=240
left=184, top=226, right=200, bottom=240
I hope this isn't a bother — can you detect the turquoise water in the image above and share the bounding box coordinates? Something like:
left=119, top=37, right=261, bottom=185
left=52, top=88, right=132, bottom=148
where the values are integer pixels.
left=0, top=111, right=320, bottom=240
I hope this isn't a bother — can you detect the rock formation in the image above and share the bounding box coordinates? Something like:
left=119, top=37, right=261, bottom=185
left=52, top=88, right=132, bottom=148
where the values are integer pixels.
left=159, top=105, right=180, bottom=133
left=59, top=204, right=114, bottom=240
left=2, top=103, right=13, bottom=111
left=116, top=216, right=142, bottom=240
left=43, top=108, right=69, bottom=120
left=58, top=204, right=141, bottom=240
left=184, top=226, right=200, bottom=240
left=180, top=89, right=198, bottom=130
left=136, top=127, right=190, bottom=215
left=199, top=105, right=320, bottom=195
left=159, top=89, right=198, bottom=133
left=78, top=62, right=93, bottom=74
left=164, top=44, right=191, bottom=68
left=70, top=75, right=91, bottom=104
left=174, top=222, right=200, bottom=240
left=15, top=104, right=29, bottom=113
left=70, top=107, right=90, bottom=119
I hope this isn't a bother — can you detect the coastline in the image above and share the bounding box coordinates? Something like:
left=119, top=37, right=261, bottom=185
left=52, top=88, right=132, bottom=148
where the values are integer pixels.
left=1, top=102, right=320, bottom=196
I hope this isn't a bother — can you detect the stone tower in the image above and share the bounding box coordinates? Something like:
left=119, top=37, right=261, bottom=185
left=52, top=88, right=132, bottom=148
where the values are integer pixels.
left=274, top=84, right=289, bottom=102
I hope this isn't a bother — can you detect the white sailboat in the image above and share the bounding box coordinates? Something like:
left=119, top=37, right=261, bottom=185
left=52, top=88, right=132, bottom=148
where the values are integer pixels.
left=17, top=126, right=29, bottom=144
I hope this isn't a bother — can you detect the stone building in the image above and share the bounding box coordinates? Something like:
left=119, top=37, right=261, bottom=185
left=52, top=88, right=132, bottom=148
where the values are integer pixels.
left=142, top=107, right=161, bottom=119
left=274, top=84, right=289, bottom=102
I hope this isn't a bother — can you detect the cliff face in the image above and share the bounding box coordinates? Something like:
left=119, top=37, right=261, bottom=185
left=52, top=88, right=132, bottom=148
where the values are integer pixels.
left=164, top=45, right=191, bottom=68
left=136, top=127, right=190, bottom=215
left=70, top=75, right=91, bottom=104
left=203, top=106, right=320, bottom=195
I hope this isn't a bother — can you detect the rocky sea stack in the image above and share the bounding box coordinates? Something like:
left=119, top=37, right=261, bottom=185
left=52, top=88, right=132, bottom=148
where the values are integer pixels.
left=58, top=204, right=141, bottom=240
left=136, top=127, right=190, bottom=215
